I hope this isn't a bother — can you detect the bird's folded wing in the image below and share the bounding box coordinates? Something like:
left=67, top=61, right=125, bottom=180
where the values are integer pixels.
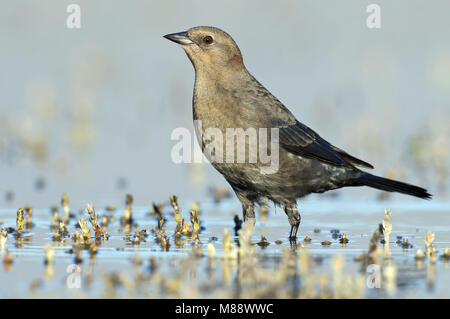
left=278, top=120, right=374, bottom=169
left=242, top=75, right=373, bottom=169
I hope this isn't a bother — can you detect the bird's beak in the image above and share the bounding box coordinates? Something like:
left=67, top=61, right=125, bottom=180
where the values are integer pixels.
left=163, top=31, right=193, bottom=45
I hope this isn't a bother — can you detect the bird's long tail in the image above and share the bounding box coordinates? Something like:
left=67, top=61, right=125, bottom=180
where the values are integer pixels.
left=356, top=173, right=432, bottom=199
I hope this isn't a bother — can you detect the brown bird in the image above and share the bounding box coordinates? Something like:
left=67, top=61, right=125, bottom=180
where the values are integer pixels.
left=164, top=26, right=431, bottom=240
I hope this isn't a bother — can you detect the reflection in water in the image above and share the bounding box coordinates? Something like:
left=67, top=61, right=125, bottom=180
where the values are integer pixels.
left=0, top=195, right=449, bottom=298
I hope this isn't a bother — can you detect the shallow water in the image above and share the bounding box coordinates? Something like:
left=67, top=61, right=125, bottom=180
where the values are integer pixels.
left=0, top=197, right=449, bottom=298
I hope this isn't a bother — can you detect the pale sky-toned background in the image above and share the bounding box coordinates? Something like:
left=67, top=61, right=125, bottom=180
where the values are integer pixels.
left=0, top=0, right=449, bottom=209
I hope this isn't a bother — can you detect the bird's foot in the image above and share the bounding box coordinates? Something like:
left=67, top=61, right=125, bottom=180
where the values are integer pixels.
left=289, top=223, right=299, bottom=239
left=289, top=236, right=298, bottom=249
left=288, top=225, right=299, bottom=248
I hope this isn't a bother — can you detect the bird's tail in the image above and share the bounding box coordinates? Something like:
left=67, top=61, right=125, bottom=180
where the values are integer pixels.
left=356, top=173, right=432, bottom=199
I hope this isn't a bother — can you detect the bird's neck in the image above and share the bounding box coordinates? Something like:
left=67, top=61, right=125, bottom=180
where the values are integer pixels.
left=194, top=63, right=249, bottom=91
left=192, top=65, right=253, bottom=130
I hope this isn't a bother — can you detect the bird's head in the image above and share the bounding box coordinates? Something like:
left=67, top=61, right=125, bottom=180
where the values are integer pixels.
left=164, top=26, right=244, bottom=74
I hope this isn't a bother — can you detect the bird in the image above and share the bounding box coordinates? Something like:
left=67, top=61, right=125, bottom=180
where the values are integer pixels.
left=164, top=26, right=431, bottom=240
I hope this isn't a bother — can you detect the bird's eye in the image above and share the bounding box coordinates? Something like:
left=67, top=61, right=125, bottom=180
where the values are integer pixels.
left=202, top=35, right=214, bottom=45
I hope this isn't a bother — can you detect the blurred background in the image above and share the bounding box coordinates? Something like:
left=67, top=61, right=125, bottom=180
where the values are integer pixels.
left=0, top=0, right=449, bottom=209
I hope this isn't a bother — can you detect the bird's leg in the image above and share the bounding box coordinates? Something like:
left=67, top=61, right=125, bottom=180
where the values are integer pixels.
left=284, top=204, right=301, bottom=241
left=236, top=193, right=255, bottom=229
left=236, top=193, right=255, bottom=220
left=242, top=201, right=255, bottom=222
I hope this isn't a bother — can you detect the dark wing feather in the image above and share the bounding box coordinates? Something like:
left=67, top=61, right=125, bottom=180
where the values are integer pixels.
left=330, top=145, right=374, bottom=169
left=279, top=120, right=374, bottom=169
left=242, top=75, right=374, bottom=169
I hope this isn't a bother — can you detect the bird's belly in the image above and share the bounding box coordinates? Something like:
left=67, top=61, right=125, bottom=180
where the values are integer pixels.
left=210, top=151, right=348, bottom=204
left=193, top=103, right=350, bottom=202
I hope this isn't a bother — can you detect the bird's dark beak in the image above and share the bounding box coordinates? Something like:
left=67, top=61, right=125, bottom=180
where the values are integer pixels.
left=163, top=31, right=193, bottom=45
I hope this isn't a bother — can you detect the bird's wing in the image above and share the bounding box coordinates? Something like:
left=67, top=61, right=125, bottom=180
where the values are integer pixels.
left=329, top=144, right=374, bottom=169
left=278, top=120, right=374, bottom=169
left=240, top=75, right=374, bottom=169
